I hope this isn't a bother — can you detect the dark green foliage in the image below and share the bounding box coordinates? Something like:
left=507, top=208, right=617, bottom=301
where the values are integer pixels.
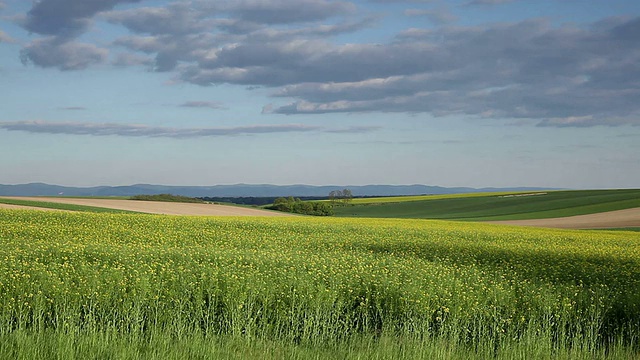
left=130, top=194, right=205, bottom=203
left=268, top=197, right=334, bottom=216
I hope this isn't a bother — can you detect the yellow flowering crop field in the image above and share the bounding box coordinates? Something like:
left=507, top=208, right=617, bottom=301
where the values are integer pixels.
left=1, top=209, right=639, bottom=359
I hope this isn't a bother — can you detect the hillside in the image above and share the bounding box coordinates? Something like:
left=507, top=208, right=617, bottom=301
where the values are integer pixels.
left=333, top=189, right=640, bottom=221
left=0, top=183, right=552, bottom=197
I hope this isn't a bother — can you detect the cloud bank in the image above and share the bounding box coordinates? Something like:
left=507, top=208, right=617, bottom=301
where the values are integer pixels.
left=13, top=0, right=640, bottom=127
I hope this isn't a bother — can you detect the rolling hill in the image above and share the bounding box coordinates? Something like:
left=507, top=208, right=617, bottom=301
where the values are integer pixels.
left=0, top=182, right=552, bottom=197
left=333, top=189, right=640, bottom=221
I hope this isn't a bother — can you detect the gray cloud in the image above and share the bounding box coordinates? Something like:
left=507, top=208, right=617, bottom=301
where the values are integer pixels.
left=465, top=0, right=514, bottom=5
left=0, top=121, right=379, bottom=138
left=536, top=116, right=639, bottom=128
left=617, top=133, right=640, bottom=138
left=113, top=32, right=220, bottom=71
left=59, top=106, right=87, bottom=111
left=19, top=0, right=141, bottom=71
left=404, top=8, right=457, bottom=25
left=225, top=0, right=356, bottom=25
left=106, top=1, right=370, bottom=73
left=179, top=40, right=442, bottom=86
left=20, top=37, right=108, bottom=70
left=610, top=17, right=640, bottom=41
left=370, top=0, right=436, bottom=3
left=0, top=121, right=323, bottom=138
left=13, top=1, right=640, bottom=127
left=260, top=17, right=640, bottom=126
left=323, top=126, right=381, bottom=134
left=103, top=3, right=212, bottom=35
left=20, top=0, right=365, bottom=72
left=111, top=52, right=154, bottom=67
left=105, top=0, right=358, bottom=35
left=22, top=0, right=142, bottom=38
left=0, top=30, right=14, bottom=43
left=239, top=16, right=378, bottom=40
left=179, top=101, right=227, bottom=110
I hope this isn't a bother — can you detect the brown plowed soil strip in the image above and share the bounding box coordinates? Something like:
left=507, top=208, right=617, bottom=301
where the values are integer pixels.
left=0, top=197, right=292, bottom=217
left=487, top=207, right=640, bottom=229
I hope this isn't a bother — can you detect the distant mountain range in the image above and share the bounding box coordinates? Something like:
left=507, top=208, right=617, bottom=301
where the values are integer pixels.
left=0, top=183, right=555, bottom=198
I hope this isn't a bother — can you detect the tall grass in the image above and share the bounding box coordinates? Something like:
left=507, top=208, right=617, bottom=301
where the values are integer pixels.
left=0, top=210, right=638, bottom=358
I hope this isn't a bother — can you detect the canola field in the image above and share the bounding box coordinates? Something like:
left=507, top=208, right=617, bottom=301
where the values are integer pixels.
left=1, top=209, right=639, bottom=359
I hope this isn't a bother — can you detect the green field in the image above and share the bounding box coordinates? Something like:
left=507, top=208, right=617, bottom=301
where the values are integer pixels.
left=1, top=209, right=639, bottom=359
left=334, top=189, right=640, bottom=220
left=348, top=191, right=533, bottom=204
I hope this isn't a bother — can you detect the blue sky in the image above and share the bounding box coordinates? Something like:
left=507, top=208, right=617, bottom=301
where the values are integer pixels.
left=1, top=0, right=639, bottom=188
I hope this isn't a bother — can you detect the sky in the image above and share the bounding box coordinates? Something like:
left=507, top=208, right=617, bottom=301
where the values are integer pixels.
left=0, top=0, right=639, bottom=189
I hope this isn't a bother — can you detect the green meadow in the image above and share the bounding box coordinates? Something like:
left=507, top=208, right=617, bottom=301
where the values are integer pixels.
left=1, top=210, right=639, bottom=359
left=333, top=189, right=640, bottom=220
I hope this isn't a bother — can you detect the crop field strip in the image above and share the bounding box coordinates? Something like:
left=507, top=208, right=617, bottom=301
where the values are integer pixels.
left=488, top=207, right=640, bottom=229
left=333, top=189, right=640, bottom=221
left=1, top=209, right=639, bottom=358
left=347, top=191, right=537, bottom=205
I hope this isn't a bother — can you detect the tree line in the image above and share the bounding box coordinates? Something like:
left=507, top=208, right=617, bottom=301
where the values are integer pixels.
left=266, top=197, right=334, bottom=216
left=266, top=189, right=354, bottom=216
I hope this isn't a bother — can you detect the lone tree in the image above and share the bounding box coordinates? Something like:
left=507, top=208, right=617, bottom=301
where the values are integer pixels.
left=329, top=188, right=353, bottom=206
left=341, top=188, right=353, bottom=205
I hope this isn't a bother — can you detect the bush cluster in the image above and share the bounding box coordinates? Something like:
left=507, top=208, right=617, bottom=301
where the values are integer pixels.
left=267, top=196, right=334, bottom=216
